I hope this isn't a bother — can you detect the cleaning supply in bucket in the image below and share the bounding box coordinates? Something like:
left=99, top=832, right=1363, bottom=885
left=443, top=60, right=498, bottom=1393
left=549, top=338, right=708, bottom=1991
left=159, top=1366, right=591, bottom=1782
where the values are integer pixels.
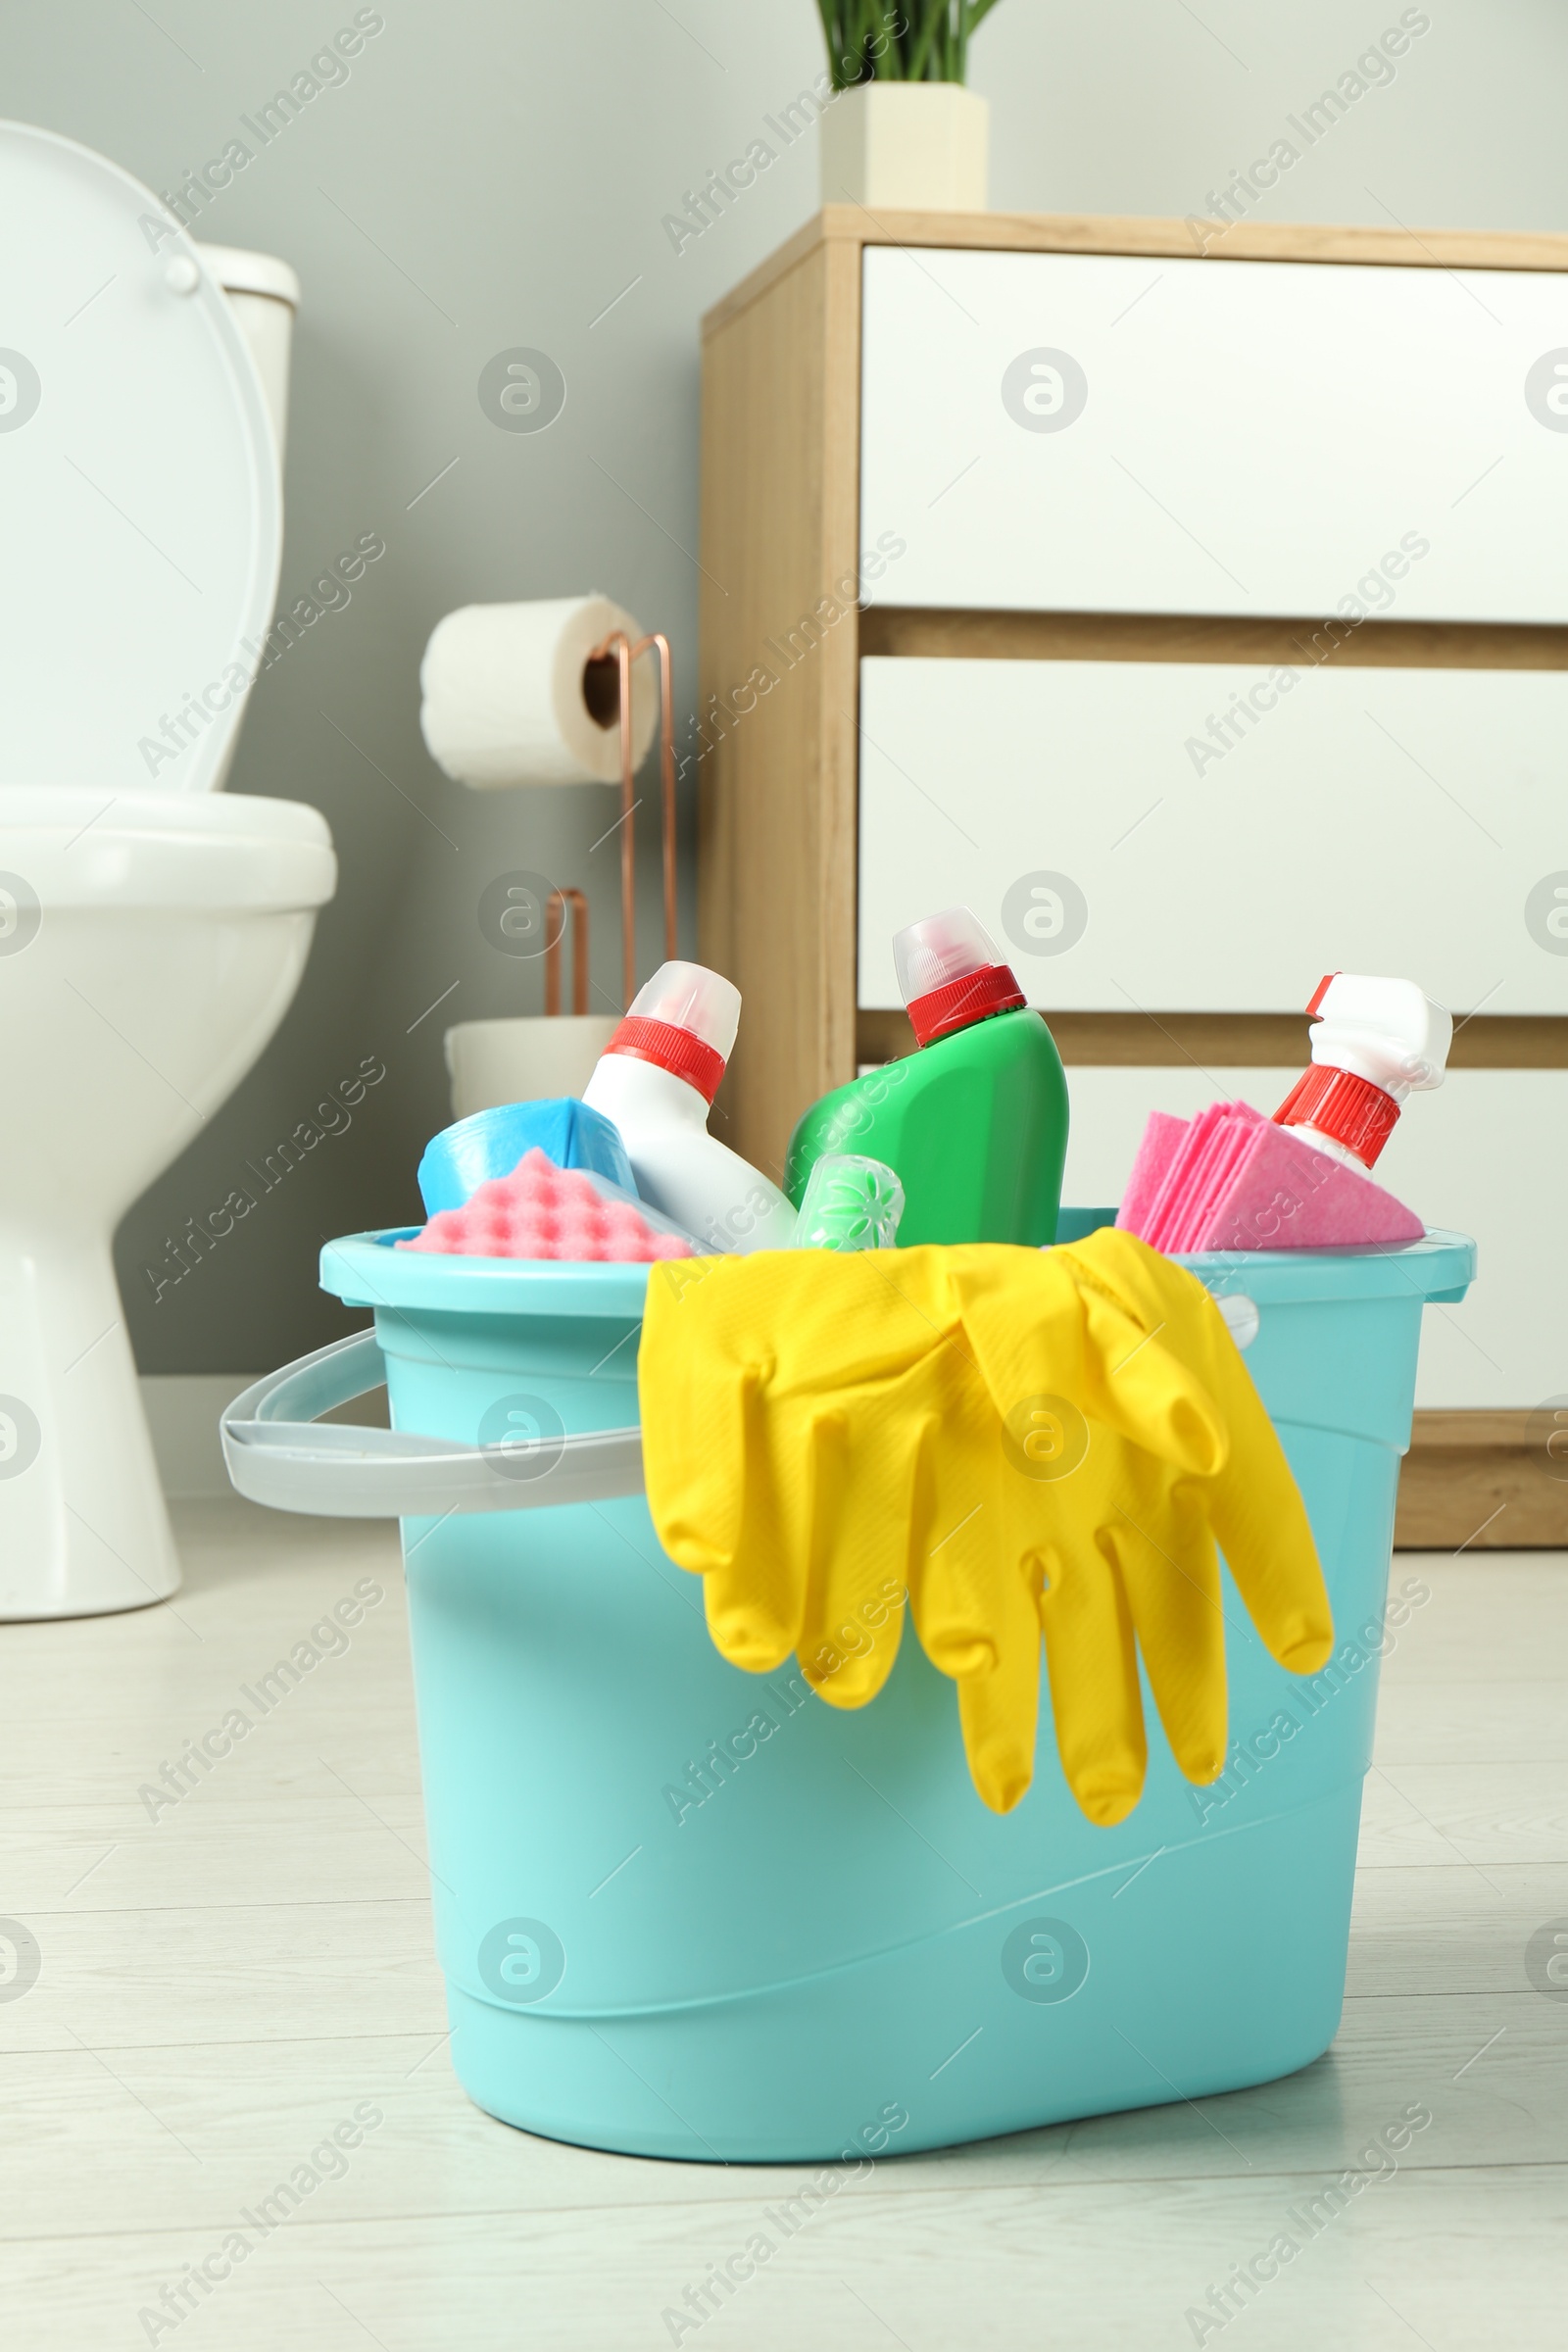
left=1120, top=1100, right=1425, bottom=1253
left=399, top=1149, right=695, bottom=1261
left=582, top=960, right=797, bottom=1253
left=639, top=1227, right=1332, bottom=1816
left=1118, top=972, right=1448, bottom=1252
left=1274, top=970, right=1450, bottom=1166
left=782, top=906, right=1069, bottom=1248
left=417, top=1098, right=636, bottom=1216
left=791, top=1153, right=905, bottom=1250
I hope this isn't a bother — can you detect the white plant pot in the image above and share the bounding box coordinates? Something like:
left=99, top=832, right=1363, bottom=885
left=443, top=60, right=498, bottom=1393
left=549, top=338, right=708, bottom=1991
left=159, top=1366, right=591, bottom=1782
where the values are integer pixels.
left=444, top=1015, right=619, bottom=1121
left=820, top=81, right=988, bottom=213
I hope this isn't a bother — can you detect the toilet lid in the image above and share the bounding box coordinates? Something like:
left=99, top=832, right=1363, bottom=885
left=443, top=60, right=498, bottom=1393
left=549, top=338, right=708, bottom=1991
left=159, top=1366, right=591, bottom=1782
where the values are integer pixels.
left=0, top=121, right=281, bottom=795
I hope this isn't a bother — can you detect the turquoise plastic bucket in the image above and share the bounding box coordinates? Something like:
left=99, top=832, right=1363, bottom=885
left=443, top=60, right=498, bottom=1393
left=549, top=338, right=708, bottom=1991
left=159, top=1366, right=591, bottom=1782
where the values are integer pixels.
left=312, top=1216, right=1473, bottom=2163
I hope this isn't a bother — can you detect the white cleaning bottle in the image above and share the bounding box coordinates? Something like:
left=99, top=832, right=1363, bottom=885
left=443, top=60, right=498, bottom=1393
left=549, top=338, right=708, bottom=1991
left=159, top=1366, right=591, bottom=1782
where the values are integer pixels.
left=582, top=962, right=798, bottom=1253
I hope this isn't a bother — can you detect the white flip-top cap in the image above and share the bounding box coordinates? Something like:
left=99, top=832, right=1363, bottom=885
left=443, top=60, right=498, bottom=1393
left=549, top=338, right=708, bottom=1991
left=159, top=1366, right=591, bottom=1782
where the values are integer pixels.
left=0, top=121, right=281, bottom=796
left=893, top=906, right=1003, bottom=1002
left=892, top=905, right=1027, bottom=1047
left=627, top=961, right=741, bottom=1062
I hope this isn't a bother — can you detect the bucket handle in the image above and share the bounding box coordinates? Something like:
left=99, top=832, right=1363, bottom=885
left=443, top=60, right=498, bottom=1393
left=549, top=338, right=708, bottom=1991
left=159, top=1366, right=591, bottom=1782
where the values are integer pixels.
left=220, top=1330, right=645, bottom=1520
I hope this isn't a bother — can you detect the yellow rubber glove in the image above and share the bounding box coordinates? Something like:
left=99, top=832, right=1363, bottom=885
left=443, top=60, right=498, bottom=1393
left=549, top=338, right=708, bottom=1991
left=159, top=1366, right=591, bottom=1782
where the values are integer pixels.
left=639, top=1243, right=1211, bottom=1809
left=639, top=1249, right=979, bottom=1711
left=938, top=1231, right=1333, bottom=1821
left=638, top=1238, right=1334, bottom=1822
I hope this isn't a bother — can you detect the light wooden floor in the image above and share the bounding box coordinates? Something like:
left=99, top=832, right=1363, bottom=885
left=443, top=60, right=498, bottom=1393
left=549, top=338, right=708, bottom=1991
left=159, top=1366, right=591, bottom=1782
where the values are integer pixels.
left=4, top=1500, right=1565, bottom=2348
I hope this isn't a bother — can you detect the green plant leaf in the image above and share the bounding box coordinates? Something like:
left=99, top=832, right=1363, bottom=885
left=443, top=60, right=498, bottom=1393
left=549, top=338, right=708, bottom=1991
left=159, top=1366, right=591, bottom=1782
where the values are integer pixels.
left=814, top=0, right=1004, bottom=88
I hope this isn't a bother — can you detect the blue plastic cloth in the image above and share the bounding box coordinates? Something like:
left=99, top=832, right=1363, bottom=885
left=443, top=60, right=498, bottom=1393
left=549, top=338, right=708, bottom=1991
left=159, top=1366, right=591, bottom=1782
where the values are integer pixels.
left=416, top=1099, right=638, bottom=1215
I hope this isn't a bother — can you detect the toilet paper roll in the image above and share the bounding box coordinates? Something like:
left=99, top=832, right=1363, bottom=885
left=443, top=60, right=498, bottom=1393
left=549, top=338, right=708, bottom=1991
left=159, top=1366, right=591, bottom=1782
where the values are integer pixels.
left=445, top=1015, right=620, bottom=1120
left=419, top=595, right=658, bottom=789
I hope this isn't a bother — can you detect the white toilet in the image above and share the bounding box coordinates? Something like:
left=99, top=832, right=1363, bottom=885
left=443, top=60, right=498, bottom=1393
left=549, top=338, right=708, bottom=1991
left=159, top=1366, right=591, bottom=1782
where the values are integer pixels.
left=0, top=122, right=337, bottom=1619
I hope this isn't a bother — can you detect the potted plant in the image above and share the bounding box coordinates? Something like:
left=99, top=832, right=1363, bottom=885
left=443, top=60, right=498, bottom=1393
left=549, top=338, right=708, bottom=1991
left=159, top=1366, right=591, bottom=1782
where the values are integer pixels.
left=815, top=2, right=1002, bottom=212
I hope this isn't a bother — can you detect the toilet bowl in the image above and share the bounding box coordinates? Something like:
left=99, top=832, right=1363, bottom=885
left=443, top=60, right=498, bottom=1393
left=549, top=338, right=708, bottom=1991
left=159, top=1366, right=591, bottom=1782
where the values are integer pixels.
left=0, top=122, right=337, bottom=1616
left=0, top=793, right=335, bottom=1616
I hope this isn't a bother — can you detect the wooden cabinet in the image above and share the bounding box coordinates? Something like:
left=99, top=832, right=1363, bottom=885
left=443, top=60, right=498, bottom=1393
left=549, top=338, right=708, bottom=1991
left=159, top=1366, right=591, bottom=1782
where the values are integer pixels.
left=699, top=209, right=1568, bottom=1532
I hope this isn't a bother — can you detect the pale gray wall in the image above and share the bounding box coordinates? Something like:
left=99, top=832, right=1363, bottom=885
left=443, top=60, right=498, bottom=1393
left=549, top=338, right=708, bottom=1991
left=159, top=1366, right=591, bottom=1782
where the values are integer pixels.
left=7, top=0, right=1565, bottom=1372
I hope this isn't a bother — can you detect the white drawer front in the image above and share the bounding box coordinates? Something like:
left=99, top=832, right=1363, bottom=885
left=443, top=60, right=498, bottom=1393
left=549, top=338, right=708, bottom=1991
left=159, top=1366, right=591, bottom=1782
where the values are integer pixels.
left=1059, top=1065, right=1568, bottom=1411
left=860, top=246, right=1568, bottom=623
left=858, top=656, right=1568, bottom=1016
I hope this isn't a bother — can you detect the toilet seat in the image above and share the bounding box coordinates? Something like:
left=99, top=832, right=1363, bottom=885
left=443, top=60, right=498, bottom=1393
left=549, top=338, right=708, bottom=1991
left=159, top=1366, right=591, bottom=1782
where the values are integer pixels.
left=0, top=788, right=335, bottom=910
left=0, top=120, right=280, bottom=798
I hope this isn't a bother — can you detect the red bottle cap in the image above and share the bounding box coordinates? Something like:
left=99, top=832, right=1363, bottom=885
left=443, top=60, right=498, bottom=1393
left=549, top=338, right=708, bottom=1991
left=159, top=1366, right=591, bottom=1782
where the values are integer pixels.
left=604, top=961, right=737, bottom=1105
left=605, top=1015, right=726, bottom=1104
left=1272, top=1062, right=1400, bottom=1168
left=906, top=963, right=1027, bottom=1047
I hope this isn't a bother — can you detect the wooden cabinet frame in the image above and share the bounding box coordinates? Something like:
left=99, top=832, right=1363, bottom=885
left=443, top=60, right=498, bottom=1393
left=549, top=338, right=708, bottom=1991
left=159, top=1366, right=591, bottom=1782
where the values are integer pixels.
left=698, top=207, right=1568, bottom=1545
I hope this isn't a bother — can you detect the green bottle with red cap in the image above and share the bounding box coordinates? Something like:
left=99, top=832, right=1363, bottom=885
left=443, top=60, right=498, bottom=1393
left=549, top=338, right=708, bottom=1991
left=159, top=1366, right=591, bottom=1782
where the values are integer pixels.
left=783, top=906, right=1069, bottom=1248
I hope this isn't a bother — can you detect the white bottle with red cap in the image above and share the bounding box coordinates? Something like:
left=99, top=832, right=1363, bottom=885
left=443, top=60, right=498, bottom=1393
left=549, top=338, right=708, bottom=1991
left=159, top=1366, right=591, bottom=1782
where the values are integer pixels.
left=582, top=961, right=798, bottom=1253
left=1272, top=972, right=1451, bottom=1171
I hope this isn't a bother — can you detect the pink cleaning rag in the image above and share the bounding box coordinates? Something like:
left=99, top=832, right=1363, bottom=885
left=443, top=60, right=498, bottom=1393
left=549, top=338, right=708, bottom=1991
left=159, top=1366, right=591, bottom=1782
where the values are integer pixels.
left=1118, top=1110, right=1188, bottom=1243
left=1116, top=1102, right=1424, bottom=1252
left=398, top=1147, right=694, bottom=1262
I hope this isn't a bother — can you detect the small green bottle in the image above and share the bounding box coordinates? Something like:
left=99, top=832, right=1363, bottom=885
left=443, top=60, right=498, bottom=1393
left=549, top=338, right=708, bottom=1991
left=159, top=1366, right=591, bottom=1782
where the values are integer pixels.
left=784, top=907, right=1070, bottom=1248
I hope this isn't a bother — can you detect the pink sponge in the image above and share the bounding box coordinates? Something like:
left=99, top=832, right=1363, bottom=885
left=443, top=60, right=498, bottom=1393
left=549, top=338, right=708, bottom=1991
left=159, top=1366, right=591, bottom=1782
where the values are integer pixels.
left=398, top=1148, right=694, bottom=1262
left=1117, top=1102, right=1424, bottom=1252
